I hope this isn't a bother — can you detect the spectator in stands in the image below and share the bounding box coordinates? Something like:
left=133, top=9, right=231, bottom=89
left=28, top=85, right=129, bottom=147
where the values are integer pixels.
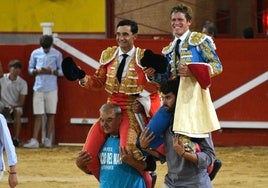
left=23, top=35, right=63, bottom=148
left=0, top=60, right=28, bottom=147
left=0, top=114, right=18, bottom=187
left=202, top=20, right=218, bottom=38
left=243, top=27, right=254, bottom=38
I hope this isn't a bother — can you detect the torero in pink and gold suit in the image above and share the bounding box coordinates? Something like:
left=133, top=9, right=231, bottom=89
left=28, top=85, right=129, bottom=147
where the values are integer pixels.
left=79, top=46, right=161, bottom=187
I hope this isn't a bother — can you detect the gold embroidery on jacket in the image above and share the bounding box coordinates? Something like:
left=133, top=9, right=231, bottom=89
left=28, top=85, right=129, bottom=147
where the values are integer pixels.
left=100, top=46, right=118, bottom=64
left=126, top=105, right=144, bottom=160
left=189, top=32, right=206, bottom=46
left=102, top=48, right=145, bottom=94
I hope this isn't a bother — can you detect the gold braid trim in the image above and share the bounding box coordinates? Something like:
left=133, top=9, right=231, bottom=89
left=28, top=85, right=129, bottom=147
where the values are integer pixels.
left=104, top=48, right=145, bottom=94
left=179, top=135, right=196, bottom=153
left=105, top=58, right=119, bottom=94
left=100, top=46, right=118, bottom=65
left=189, top=32, right=206, bottom=46
left=136, top=48, right=146, bottom=67
left=126, top=104, right=145, bottom=160
left=199, top=41, right=223, bottom=77
left=161, top=41, right=174, bottom=55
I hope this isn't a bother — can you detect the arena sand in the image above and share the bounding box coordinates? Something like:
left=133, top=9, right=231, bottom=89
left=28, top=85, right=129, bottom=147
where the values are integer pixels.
left=1, top=146, right=268, bottom=188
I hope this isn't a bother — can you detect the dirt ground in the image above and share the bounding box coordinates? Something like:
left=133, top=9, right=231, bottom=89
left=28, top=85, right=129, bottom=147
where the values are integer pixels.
left=1, top=146, right=268, bottom=188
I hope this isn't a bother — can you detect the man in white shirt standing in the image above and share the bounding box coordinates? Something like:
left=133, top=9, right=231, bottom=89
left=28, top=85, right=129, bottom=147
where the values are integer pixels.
left=24, top=35, right=63, bottom=148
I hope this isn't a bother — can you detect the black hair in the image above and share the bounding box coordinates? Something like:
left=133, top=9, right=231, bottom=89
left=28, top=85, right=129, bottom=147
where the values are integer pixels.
left=116, top=19, right=138, bottom=34
left=8, top=59, right=22, bottom=69
left=203, top=22, right=218, bottom=37
left=243, top=27, right=254, bottom=39
left=160, top=78, right=180, bottom=96
left=40, top=35, right=53, bottom=49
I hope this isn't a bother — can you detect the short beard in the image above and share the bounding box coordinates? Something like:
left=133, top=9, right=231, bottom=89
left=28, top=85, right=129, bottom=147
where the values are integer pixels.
left=164, top=103, right=176, bottom=113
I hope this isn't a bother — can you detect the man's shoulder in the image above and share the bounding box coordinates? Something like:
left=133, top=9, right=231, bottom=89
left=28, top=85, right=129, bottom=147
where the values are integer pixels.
left=102, top=46, right=118, bottom=54
left=100, top=46, right=118, bottom=65
left=188, top=32, right=207, bottom=46
left=31, top=47, right=42, bottom=54
left=1, top=73, right=9, bottom=80
left=51, top=47, right=62, bottom=54
left=17, top=76, right=27, bottom=85
left=188, top=32, right=216, bottom=50
left=162, top=41, right=175, bottom=55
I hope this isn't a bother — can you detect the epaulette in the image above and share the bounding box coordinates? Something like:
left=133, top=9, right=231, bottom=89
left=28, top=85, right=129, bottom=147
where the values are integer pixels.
left=188, top=32, right=206, bottom=46
left=162, top=41, right=175, bottom=55
left=136, top=47, right=146, bottom=67
left=190, top=32, right=217, bottom=50
left=100, top=46, right=118, bottom=65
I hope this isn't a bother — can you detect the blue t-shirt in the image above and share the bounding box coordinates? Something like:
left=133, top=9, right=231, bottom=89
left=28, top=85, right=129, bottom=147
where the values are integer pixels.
left=99, top=136, right=146, bottom=188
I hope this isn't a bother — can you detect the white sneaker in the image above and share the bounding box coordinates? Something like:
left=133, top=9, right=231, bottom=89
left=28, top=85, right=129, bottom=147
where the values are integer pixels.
left=23, top=138, right=39, bottom=148
left=44, top=137, right=52, bottom=148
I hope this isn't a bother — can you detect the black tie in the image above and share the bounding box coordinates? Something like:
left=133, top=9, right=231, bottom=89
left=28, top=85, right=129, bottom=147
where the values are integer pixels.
left=175, top=39, right=181, bottom=59
left=116, top=54, right=128, bottom=83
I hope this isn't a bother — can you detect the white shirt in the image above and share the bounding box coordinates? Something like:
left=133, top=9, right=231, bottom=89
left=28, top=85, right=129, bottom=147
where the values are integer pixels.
left=28, top=47, right=63, bottom=92
left=0, top=114, right=17, bottom=172
left=118, top=46, right=135, bottom=79
left=0, top=73, right=28, bottom=106
left=175, top=29, right=191, bottom=51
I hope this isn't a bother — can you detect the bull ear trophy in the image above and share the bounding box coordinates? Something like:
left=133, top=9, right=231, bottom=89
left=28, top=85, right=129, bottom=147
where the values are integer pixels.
left=61, top=57, right=86, bottom=81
